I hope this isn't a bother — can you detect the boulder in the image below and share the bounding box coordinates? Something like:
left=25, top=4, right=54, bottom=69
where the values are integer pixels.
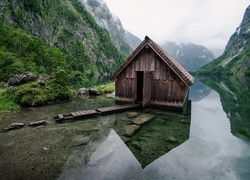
left=127, top=112, right=141, bottom=118
left=28, top=120, right=48, bottom=127
left=105, top=91, right=115, bottom=98
left=132, top=141, right=142, bottom=150
left=7, top=72, right=38, bottom=86
left=40, top=74, right=50, bottom=80
left=7, top=86, right=14, bottom=91
left=124, top=124, right=140, bottom=137
left=78, top=88, right=86, bottom=95
left=69, top=135, right=90, bottom=147
left=4, top=122, right=25, bottom=131
left=89, top=88, right=100, bottom=95
left=133, top=114, right=156, bottom=125
left=37, top=80, right=45, bottom=86
left=167, top=136, right=177, bottom=142
left=37, top=74, right=50, bottom=86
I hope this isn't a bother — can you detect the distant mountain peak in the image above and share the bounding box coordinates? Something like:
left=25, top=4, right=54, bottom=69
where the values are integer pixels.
left=160, top=41, right=215, bottom=71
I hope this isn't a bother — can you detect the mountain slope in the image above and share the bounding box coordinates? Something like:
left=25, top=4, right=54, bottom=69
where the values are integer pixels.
left=80, top=0, right=132, bottom=54
left=0, top=0, right=126, bottom=76
left=193, top=5, right=250, bottom=140
left=195, top=5, right=250, bottom=81
left=161, top=42, right=215, bottom=71
left=125, top=30, right=142, bottom=50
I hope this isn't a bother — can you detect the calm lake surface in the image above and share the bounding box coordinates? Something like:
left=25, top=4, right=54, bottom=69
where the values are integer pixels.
left=0, top=79, right=250, bottom=180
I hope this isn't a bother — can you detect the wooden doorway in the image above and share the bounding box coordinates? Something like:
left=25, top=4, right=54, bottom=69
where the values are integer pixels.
left=137, top=71, right=144, bottom=102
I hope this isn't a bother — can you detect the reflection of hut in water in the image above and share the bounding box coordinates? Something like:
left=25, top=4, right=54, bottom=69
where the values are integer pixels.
left=114, top=101, right=192, bottom=168
left=111, top=36, right=194, bottom=109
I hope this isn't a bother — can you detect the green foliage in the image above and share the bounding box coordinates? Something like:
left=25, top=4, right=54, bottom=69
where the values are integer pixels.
left=0, top=23, right=85, bottom=86
left=8, top=81, right=76, bottom=107
left=97, top=82, right=115, bottom=94
left=57, top=28, right=74, bottom=43
left=0, top=89, right=20, bottom=114
left=18, top=0, right=41, bottom=14
left=64, top=6, right=77, bottom=25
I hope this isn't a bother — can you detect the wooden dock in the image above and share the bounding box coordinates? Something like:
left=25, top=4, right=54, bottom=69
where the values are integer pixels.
left=54, top=104, right=141, bottom=122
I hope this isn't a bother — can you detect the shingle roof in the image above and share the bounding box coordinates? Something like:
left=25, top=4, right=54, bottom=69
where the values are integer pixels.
left=110, top=36, right=194, bottom=87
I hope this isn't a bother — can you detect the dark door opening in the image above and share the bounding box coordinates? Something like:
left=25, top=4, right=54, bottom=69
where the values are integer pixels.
left=137, top=71, right=144, bottom=102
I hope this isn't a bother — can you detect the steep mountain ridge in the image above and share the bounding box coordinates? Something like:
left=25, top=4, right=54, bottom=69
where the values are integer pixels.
left=195, top=5, right=250, bottom=80
left=125, top=30, right=142, bottom=50
left=161, top=42, right=215, bottom=71
left=193, top=5, right=250, bottom=140
left=0, top=0, right=126, bottom=76
left=80, top=0, right=132, bottom=54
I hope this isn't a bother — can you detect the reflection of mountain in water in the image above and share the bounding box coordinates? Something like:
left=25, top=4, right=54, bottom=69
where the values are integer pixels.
left=197, top=76, right=250, bottom=140
left=113, top=101, right=191, bottom=168
left=189, top=78, right=211, bottom=102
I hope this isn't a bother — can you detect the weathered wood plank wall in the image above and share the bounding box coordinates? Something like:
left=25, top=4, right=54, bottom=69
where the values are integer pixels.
left=115, top=47, right=189, bottom=107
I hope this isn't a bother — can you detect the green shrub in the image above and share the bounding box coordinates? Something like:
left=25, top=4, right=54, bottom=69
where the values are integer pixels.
left=0, top=89, right=20, bottom=114
left=97, top=82, right=115, bottom=94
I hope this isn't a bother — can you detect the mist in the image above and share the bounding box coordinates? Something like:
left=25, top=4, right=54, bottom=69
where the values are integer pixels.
left=104, top=0, right=249, bottom=50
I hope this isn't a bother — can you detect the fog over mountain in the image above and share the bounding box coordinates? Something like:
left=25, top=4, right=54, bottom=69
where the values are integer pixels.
left=161, top=42, right=215, bottom=71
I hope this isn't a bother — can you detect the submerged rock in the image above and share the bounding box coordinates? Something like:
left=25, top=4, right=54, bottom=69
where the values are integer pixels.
left=132, top=141, right=142, bottom=150
left=28, top=120, right=48, bottom=127
left=4, top=123, right=25, bottom=131
left=167, top=136, right=177, bottom=143
left=133, top=114, right=156, bottom=125
left=127, top=112, right=141, bottom=118
left=124, top=125, right=140, bottom=137
left=69, top=135, right=90, bottom=147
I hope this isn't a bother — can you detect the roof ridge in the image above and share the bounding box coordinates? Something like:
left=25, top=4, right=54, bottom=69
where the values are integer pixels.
left=111, top=36, right=194, bottom=86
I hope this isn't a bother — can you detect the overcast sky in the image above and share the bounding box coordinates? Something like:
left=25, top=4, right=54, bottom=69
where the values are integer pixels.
left=104, top=0, right=249, bottom=50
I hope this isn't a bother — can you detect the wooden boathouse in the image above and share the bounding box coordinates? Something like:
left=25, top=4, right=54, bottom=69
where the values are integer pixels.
left=110, top=36, right=194, bottom=109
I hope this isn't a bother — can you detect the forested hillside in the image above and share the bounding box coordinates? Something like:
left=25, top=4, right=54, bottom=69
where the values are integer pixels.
left=0, top=0, right=127, bottom=77
left=193, top=5, right=250, bottom=140
left=0, top=0, right=127, bottom=112
left=194, top=5, right=250, bottom=82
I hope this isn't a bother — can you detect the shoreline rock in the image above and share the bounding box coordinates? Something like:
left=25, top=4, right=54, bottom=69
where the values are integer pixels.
left=7, top=72, right=38, bottom=87
left=78, top=88, right=86, bottom=95
left=89, top=88, right=100, bottom=95
left=28, top=120, right=48, bottom=127
left=4, top=122, right=25, bottom=131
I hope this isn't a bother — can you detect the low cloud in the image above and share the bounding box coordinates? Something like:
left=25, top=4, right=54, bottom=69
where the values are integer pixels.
left=105, top=0, right=249, bottom=49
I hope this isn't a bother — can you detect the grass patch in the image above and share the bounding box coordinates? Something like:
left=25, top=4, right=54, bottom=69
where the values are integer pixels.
left=97, top=82, right=115, bottom=94
left=0, top=89, right=20, bottom=114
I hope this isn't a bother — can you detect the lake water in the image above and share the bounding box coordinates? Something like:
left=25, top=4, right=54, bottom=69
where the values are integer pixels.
left=0, top=79, right=250, bottom=180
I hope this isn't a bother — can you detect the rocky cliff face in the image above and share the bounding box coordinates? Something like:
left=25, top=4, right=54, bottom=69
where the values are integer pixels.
left=196, top=5, right=250, bottom=80
left=161, top=42, right=215, bottom=71
left=194, top=5, right=250, bottom=140
left=80, top=0, right=132, bottom=55
left=0, top=0, right=126, bottom=75
left=224, top=5, right=250, bottom=57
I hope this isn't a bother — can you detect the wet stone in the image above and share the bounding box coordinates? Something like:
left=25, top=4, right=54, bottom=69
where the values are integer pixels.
left=78, top=88, right=86, bottom=95
left=127, top=112, right=141, bottom=118
left=133, top=114, right=156, bottom=125
left=28, top=120, right=48, bottom=127
left=167, top=136, right=177, bottom=142
left=89, top=88, right=100, bottom=95
left=120, top=136, right=130, bottom=143
left=124, top=125, right=140, bottom=137
left=69, top=136, right=90, bottom=147
left=4, top=122, right=25, bottom=131
left=132, top=141, right=141, bottom=150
